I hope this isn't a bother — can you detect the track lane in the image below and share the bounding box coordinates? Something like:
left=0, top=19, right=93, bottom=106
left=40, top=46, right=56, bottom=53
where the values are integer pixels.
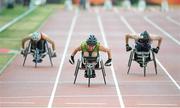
left=0, top=9, right=75, bottom=107
left=98, top=8, right=180, bottom=107
left=52, top=8, right=120, bottom=107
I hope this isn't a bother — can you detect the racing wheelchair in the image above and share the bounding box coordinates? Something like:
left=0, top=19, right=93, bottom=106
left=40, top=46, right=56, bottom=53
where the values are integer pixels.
left=127, top=48, right=157, bottom=77
left=73, top=55, right=106, bottom=87
left=22, top=40, right=53, bottom=67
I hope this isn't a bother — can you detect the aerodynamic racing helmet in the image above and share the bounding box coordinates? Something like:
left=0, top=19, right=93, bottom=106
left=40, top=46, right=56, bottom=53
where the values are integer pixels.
left=139, top=30, right=150, bottom=43
left=86, top=34, right=97, bottom=46
left=31, top=32, right=41, bottom=42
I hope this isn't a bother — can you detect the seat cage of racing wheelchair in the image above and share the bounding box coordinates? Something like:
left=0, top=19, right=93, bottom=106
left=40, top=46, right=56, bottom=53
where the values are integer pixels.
left=73, top=55, right=106, bottom=87
left=127, top=49, right=157, bottom=76
left=22, top=40, right=53, bottom=68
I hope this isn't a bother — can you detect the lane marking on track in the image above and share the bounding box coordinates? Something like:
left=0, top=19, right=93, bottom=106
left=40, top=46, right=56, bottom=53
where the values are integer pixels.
left=138, top=104, right=178, bottom=106
left=166, top=16, right=180, bottom=27
left=114, top=8, right=180, bottom=90
left=48, top=9, right=78, bottom=108
left=144, top=16, right=180, bottom=46
left=1, top=94, right=180, bottom=99
left=65, top=103, right=107, bottom=105
left=0, top=80, right=178, bottom=84
left=96, top=8, right=125, bottom=108
left=0, top=54, right=17, bottom=75
left=0, top=102, right=34, bottom=104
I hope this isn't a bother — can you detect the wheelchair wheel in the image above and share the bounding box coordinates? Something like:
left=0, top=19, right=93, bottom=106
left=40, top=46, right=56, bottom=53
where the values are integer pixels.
left=127, top=50, right=134, bottom=74
left=100, top=60, right=106, bottom=85
left=88, top=77, right=91, bottom=87
left=45, top=42, right=53, bottom=67
left=87, top=68, right=92, bottom=87
left=74, top=59, right=80, bottom=84
left=23, top=42, right=31, bottom=66
left=34, top=48, right=39, bottom=68
left=142, top=55, right=147, bottom=77
left=48, top=47, right=53, bottom=67
left=152, top=51, right=157, bottom=75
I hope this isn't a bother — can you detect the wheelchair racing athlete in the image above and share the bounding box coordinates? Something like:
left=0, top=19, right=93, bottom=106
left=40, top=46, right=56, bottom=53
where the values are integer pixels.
left=21, top=32, right=56, bottom=63
left=125, top=30, right=162, bottom=67
left=69, top=34, right=112, bottom=78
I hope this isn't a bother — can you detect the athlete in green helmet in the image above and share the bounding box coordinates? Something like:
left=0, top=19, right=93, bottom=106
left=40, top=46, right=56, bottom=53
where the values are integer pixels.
left=69, top=34, right=112, bottom=78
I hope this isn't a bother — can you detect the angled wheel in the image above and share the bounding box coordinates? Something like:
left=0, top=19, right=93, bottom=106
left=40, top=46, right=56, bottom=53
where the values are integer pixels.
left=87, top=68, right=92, bottom=87
left=74, top=59, right=80, bottom=84
left=152, top=51, right=157, bottom=75
left=100, top=60, right=106, bottom=85
left=23, top=42, right=31, bottom=66
left=127, top=50, right=134, bottom=74
left=34, top=48, right=39, bottom=68
left=45, top=42, right=53, bottom=67
left=48, top=47, right=53, bottom=67
left=142, top=55, right=147, bottom=77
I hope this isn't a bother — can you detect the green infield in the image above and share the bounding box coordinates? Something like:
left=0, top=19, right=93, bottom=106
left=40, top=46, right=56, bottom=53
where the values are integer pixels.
left=0, top=5, right=28, bottom=26
left=0, top=4, right=59, bottom=74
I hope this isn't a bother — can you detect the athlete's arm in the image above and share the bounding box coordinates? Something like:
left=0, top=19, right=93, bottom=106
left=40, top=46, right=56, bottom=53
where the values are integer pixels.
left=99, top=45, right=112, bottom=59
left=42, top=33, right=56, bottom=50
left=71, top=46, right=81, bottom=57
left=150, top=35, right=162, bottom=48
left=125, top=34, right=139, bottom=45
left=22, top=36, right=31, bottom=49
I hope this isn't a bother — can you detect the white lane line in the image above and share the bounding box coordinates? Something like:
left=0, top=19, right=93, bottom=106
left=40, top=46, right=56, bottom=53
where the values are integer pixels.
left=166, top=16, right=180, bottom=26
left=0, top=80, right=178, bottom=84
left=115, top=10, right=180, bottom=90
left=0, top=54, right=17, bottom=75
left=1, top=94, right=180, bottom=99
left=48, top=9, right=78, bottom=108
left=66, top=102, right=107, bottom=105
left=0, top=7, right=36, bottom=32
left=138, top=104, right=178, bottom=106
left=0, top=102, right=34, bottom=104
left=144, top=16, right=180, bottom=46
left=156, top=59, right=180, bottom=90
left=96, top=8, right=125, bottom=108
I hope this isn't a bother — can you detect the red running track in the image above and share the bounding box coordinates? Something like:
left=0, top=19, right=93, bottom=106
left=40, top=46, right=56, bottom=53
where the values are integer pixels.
left=0, top=7, right=180, bottom=108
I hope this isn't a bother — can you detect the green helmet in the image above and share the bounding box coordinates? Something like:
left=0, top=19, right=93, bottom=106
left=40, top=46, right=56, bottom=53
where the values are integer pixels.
left=139, top=30, right=150, bottom=43
left=86, top=34, right=97, bottom=46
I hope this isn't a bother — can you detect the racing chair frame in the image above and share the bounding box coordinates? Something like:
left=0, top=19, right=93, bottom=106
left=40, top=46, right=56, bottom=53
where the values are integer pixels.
left=127, top=49, right=157, bottom=77
left=73, top=55, right=106, bottom=87
left=22, top=40, right=53, bottom=67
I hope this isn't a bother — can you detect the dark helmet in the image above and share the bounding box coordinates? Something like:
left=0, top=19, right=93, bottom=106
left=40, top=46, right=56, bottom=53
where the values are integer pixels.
left=86, top=34, right=97, bottom=46
left=139, top=30, right=150, bottom=43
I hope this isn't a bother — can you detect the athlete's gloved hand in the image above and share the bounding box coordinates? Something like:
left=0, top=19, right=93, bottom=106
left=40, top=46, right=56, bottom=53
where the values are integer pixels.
left=20, top=48, right=25, bottom=56
left=152, top=47, right=159, bottom=54
left=126, top=44, right=132, bottom=52
left=69, top=55, right=75, bottom=64
left=51, top=50, right=57, bottom=57
left=105, top=59, right=112, bottom=66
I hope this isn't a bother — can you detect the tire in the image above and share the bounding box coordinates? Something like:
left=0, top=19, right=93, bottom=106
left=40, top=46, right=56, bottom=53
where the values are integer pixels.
left=73, top=59, right=80, bottom=84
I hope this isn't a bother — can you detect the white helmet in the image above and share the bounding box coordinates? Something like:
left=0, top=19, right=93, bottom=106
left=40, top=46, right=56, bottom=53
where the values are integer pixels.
left=31, top=32, right=41, bottom=42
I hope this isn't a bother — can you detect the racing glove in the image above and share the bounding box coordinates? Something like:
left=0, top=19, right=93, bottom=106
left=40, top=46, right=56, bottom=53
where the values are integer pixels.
left=69, top=55, right=75, bottom=64
left=126, top=44, right=132, bottom=52
left=105, top=59, right=112, bottom=66
left=51, top=50, right=57, bottom=57
left=152, top=47, right=159, bottom=54
left=20, top=48, right=25, bottom=56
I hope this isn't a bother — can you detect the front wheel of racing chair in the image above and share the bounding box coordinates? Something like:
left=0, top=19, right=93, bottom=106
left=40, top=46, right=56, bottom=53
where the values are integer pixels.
left=73, top=56, right=107, bottom=87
